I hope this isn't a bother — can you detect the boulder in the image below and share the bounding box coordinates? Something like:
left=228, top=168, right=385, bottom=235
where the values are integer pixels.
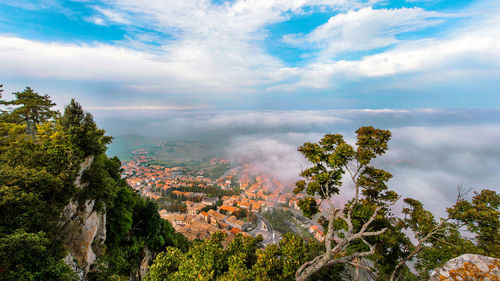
left=429, top=254, right=500, bottom=281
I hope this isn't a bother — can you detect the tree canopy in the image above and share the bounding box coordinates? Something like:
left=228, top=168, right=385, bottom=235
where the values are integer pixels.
left=292, top=127, right=499, bottom=281
left=2, top=87, right=58, bottom=135
left=0, top=85, right=187, bottom=281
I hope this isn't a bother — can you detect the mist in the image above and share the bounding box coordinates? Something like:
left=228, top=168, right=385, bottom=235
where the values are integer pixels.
left=101, top=108, right=500, bottom=216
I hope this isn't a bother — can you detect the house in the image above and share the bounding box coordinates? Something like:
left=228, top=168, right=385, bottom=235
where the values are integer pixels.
left=143, top=192, right=161, bottom=200
left=202, top=197, right=218, bottom=205
left=187, top=206, right=198, bottom=215
left=225, top=215, right=248, bottom=231
left=237, top=201, right=251, bottom=209
left=207, top=209, right=226, bottom=226
left=230, top=228, right=242, bottom=235
left=199, top=211, right=210, bottom=223
left=219, top=205, right=237, bottom=214
left=314, top=229, right=324, bottom=242
left=277, top=195, right=287, bottom=205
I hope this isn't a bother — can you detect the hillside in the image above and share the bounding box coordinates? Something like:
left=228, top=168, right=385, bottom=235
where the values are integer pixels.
left=0, top=91, right=188, bottom=281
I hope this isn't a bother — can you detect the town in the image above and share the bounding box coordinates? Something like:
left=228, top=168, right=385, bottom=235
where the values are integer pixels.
left=121, top=149, right=325, bottom=244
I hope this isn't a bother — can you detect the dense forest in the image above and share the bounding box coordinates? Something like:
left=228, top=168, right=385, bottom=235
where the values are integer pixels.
left=0, top=85, right=498, bottom=281
left=0, top=85, right=188, bottom=280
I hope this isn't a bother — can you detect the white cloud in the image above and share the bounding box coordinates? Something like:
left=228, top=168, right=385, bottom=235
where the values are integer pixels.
left=0, top=0, right=60, bottom=10
left=227, top=136, right=311, bottom=185
left=0, top=35, right=278, bottom=93
left=283, top=6, right=447, bottom=59
left=97, top=108, right=500, bottom=217
left=381, top=125, right=500, bottom=215
left=193, top=110, right=346, bottom=129
left=88, top=17, right=106, bottom=26
left=93, top=7, right=131, bottom=25
left=0, top=0, right=390, bottom=94
left=87, top=105, right=208, bottom=110
left=281, top=5, right=500, bottom=89
left=1, top=0, right=499, bottom=96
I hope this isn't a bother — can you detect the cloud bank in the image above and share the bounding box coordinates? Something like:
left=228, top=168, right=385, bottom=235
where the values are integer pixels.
left=102, top=108, right=500, bottom=216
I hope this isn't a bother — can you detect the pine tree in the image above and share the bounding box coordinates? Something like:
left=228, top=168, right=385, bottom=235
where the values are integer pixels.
left=6, top=87, right=57, bottom=135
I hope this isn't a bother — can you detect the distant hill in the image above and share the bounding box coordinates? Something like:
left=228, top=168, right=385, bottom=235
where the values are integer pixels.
left=106, top=135, right=160, bottom=160
left=107, top=135, right=227, bottom=163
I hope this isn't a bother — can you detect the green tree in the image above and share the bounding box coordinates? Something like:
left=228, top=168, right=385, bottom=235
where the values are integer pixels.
left=0, top=230, right=77, bottom=281
left=448, top=189, right=500, bottom=257
left=391, top=188, right=499, bottom=280
left=146, top=247, right=186, bottom=281
left=0, top=91, right=187, bottom=280
left=5, top=87, right=57, bottom=135
left=146, top=232, right=335, bottom=281
left=293, top=127, right=399, bottom=281
left=60, top=99, right=111, bottom=157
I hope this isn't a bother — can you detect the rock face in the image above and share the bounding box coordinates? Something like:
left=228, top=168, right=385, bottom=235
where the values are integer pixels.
left=60, top=156, right=107, bottom=278
left=129, top=249, right=153, bottom=281
left=429, top=254, right=500, bottom=281
left=61, top=199, right=106, bottom=273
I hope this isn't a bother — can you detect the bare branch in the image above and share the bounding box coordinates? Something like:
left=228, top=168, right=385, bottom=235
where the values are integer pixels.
left=389, top=220, right=447, bottom=281
left=345, top=164, right=360, bottom=223
left=348, top=260, right=372, bottom=271
left=337, top=212, right=354, bottom=234
left=359, top=198, right=398, bottom=234
left=362, top=227, right=388, bottom=237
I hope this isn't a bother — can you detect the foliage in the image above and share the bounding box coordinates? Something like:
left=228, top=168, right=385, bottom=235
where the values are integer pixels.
left=60, top=99, right=112, bottom=157
left=391, top=189, right=500, bottom=280
left=448, top=189, right=500, bottom=257
left=248, top=211, right=258, bottom=225
left=2, top=85, right=499, bottom=281
left=262, top=208, right=294, bottom=234
left=293, top=128, right=500, bottom=281
left=1, top=87, right=57, bottom=135
left=159, top=199, right=187, bottom=213
left=201, top=203, right=217, bottom=213
left=0, top=230, right=77, bottom=281
left=293, top=127, right=402, bottom=280
left=0, top=86, right=188, bottom=280
left=233, top=207, right=248, bottom=219
left=146, top=232, right=337, bottom=281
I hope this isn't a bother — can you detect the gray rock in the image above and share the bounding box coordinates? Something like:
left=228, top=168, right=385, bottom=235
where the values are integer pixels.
left=60, top=156, right=107, bottom=280
left=429, top=254, right=500, bottom=281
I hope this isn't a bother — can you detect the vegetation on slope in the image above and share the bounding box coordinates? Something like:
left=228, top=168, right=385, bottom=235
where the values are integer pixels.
left=0, top=85, right=188, bottom=280
left=146, top=232, right=344, bottom=281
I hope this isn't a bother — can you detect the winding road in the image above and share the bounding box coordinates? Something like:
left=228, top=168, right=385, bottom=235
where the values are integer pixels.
left=249, top=213, right=281, bottom=245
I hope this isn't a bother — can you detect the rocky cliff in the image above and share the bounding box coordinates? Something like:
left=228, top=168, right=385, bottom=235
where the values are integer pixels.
left=429, top=254, right=500, bottom=281
left=59, top=156, right=107, bottom=280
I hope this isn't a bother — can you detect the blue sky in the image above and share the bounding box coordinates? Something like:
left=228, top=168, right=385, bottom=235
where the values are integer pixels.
left=0, top=0, right=499, bottom=111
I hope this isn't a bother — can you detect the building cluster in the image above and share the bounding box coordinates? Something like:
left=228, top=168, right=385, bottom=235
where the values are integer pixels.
left=122, top=152, right=237, bottom=199
left=159, top=208, right=250, bottom=240
left=121, top=152, right=325, bottom=242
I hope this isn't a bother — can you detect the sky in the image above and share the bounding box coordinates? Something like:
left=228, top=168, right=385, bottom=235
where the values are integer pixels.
left=1, top=0, right=499, bottom=215
left=0, top=0, right=499, bottom=110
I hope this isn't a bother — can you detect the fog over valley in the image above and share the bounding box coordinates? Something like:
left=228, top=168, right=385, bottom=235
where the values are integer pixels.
left=101, top=108, right=500, bottom=216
